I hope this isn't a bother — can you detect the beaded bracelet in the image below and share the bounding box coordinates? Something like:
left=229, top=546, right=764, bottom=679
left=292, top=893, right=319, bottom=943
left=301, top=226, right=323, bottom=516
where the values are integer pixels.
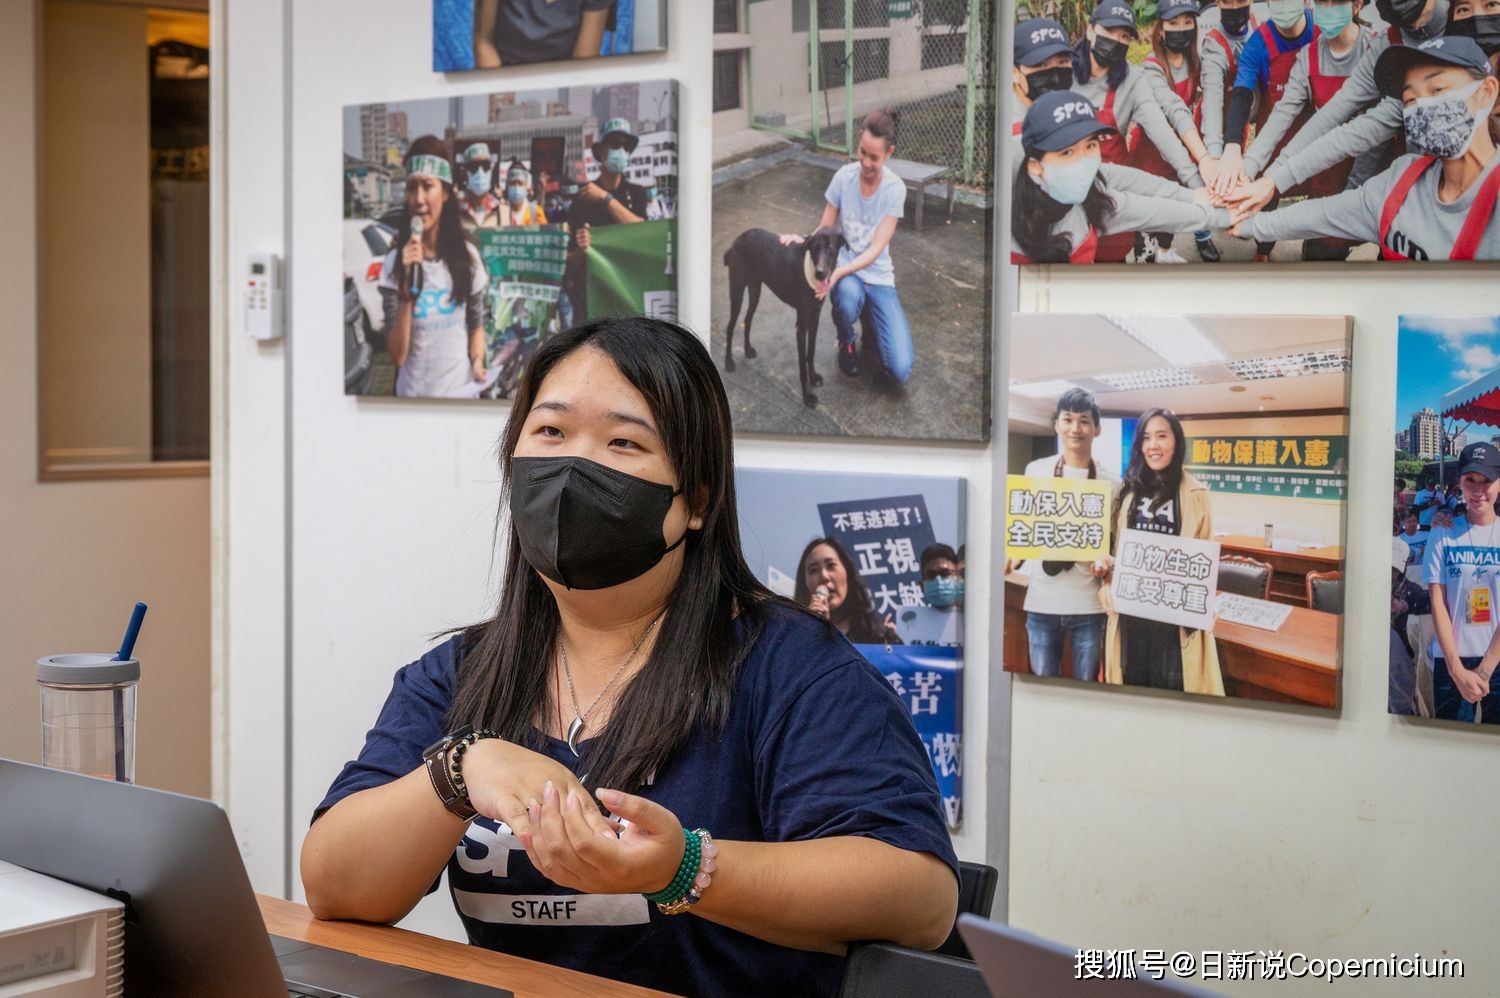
left=644, top=827, right=700, bottom=907
left=652, top=828, right=717, bottom=916
left=448, top=728, right=498, bottom=800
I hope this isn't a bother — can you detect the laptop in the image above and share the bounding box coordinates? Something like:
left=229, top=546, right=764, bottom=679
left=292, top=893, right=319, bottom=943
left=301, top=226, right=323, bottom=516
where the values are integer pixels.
left=0, top=758, right=509, bottom=998
left=957, top=914, right=1221, bottom=997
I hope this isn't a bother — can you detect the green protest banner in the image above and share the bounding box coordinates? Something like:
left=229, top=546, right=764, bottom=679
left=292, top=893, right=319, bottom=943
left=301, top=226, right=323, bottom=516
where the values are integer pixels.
left=1184, top=434, right=1349, bottom=500
left=584, top=218, right=677, bottom=321
left=477, top=225, right=569, bottom=398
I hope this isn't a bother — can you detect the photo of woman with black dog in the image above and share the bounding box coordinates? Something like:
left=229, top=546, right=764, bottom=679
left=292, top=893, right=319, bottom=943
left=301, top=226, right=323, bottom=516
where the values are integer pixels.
left=1092, top=408, right=1225, bottom=696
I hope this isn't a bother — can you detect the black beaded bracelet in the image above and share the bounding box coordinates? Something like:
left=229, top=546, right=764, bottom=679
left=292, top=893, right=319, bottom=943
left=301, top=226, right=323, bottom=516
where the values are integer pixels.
left=449, top=728, right=498, bottom=799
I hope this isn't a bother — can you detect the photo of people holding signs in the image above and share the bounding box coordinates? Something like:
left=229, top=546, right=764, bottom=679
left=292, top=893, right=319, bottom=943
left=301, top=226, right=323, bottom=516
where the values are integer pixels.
left=1005, top=314, right=1351, bottom=709
left=342, top=82, right=677, bottom=398
left=1008, top=1, right=1500, bottom=263
left=735, top=467, right=967, bottom=828
left=1391, top=314, right=1500, bottom=723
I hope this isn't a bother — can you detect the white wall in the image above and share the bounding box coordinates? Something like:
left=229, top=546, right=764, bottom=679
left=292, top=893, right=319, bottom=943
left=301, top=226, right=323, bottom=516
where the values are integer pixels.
left=1, top=0, right=211, bottom=798
left=1011, top=267, right=1500, bottom=995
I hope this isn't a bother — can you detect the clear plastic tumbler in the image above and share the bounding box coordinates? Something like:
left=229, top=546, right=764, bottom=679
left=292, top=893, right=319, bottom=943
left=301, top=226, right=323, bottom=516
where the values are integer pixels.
left=36, top=654, right=139, bottom=783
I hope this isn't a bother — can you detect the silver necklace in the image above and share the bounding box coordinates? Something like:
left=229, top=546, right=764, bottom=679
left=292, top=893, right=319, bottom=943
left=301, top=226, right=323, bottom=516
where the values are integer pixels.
left=559, top=614, right=662, bottom=756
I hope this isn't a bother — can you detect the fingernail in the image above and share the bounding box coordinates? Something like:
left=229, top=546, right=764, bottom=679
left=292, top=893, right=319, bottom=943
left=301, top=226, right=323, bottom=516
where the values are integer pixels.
left=598, top=788, right=624, bottom=807
left=544, top=780, right=556, bottom=803
left=566, top=788, right=578, bottom=811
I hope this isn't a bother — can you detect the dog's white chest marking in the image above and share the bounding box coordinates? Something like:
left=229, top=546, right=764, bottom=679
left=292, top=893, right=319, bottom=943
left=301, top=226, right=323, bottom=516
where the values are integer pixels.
left=803, top=251, right=821, bottom=292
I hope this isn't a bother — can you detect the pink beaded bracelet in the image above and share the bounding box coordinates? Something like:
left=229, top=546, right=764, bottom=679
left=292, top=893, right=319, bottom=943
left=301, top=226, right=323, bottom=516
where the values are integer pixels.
left=657, top=828, right=716, bottom=915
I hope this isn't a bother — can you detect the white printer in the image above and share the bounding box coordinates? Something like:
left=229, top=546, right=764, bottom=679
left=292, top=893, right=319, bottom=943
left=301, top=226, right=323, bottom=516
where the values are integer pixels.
left=0, top=861, right=122, bottom=997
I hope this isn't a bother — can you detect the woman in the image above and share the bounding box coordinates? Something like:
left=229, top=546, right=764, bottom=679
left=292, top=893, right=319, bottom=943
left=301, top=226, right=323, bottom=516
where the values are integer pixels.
left=1136, top=0, right=1224, bottom=261
left=380, top=136, right=490, bottom=398
left=1093, top=408, right=1224, bottom=695
left=1451, top=0, right=1500, bottom=65
left=1238, top=0, right=1379, bottom=259
left=474, top=0, right=608, bottom=67
left=1012, top=91, right=1239, bottom=264
left=1199, top=0, right=1259, bottom=169
left=1235, top=37, right=1500, bottom=259
left=794, top=536, right=899, bottom=645
left=1071, top=0, right=1208, bottom=260
left=301, top=317, right=957, bottom=997
left=1424, top=442, right=1500, bottom=721
left=789, top=108, right=914, bottom=384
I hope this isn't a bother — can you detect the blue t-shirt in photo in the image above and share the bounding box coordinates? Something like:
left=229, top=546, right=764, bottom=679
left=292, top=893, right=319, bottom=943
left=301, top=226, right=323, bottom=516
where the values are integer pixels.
left=824, top=162, right=906, bottom=286
left=315, top=603, right=957, bottom=998
left=433, top=0, right=476, bottom=71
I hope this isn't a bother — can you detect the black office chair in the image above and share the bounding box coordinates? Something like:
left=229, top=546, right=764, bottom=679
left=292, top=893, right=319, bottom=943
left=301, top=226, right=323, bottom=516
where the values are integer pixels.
left=1218, top=555, right=1273, bottom=600
left=1306, top=570, right=1344, bottom=613
left=936, top=861, right=999, bottom=958
left=837, top=942, right=989, bottom=998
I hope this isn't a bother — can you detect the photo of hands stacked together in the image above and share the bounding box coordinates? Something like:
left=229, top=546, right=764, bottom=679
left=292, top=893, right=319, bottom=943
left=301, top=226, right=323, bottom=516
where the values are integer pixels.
left=1010, top=0, right=1500, bottom=263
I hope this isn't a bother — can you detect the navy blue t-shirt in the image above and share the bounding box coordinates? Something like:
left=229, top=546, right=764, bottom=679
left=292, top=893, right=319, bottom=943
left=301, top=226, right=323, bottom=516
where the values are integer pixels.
left=315, top=605, right=958, bottom=998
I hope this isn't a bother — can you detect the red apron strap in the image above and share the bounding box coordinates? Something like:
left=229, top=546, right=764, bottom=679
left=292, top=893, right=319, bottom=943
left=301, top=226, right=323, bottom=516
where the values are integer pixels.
left=1071, top=227, right=1100, bottom=263
left=1451, top=164, right=1500, bottom=261
left=1379, top=156, right=1436, bottom=260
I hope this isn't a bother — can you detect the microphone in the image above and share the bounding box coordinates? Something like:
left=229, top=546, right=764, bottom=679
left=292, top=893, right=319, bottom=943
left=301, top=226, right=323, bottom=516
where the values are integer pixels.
left=815, top=585, right=829, bottom=601
left=406, top=214, right=424, bottom=297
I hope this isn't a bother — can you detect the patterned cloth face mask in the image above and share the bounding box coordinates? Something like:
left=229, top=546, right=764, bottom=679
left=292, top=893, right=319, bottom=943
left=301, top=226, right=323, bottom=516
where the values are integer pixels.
left=1403, top=80, right=1487, bottom=159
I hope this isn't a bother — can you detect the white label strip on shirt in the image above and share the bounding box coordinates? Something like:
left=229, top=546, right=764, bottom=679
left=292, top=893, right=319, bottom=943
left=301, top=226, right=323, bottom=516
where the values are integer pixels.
left=453, top=889, right=651, bottom=926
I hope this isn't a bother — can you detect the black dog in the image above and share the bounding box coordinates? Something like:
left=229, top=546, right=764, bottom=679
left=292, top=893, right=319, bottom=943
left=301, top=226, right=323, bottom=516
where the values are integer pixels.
left=722, top=226, right=845, bottom=407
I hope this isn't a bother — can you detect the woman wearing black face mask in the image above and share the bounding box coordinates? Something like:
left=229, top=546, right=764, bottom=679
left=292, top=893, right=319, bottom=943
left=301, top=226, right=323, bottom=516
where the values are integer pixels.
left=1134, top=0, right=1225, bottom=261
left=1200, top=0, right=1260, bottom=164
left=1451, top=0, right=1500, bottom=72
left=302, top=317, right=959, bottom=997
left=1071, top=0, right=1210, bottom=260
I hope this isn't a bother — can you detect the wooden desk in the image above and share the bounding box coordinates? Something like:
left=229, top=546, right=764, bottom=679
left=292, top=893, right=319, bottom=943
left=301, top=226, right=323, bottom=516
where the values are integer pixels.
left=1003, top=578, right=1341, bottom=708
left=1217, top=535, right=1344, bottom=606
left=258, top=895, right=669, bottom=998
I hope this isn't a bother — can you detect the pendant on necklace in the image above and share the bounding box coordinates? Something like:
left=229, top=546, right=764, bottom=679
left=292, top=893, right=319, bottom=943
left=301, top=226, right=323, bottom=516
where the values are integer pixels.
left=566, top=715, right=586, bottom=757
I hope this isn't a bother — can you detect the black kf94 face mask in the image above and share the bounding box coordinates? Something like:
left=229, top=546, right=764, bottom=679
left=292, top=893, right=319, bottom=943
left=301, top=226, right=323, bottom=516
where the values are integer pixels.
left=510, top=455, right=686, bottom=590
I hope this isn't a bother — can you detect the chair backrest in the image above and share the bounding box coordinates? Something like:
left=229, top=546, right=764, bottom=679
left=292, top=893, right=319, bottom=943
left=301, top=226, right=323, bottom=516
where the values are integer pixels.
left=936, top=861, right=999, bottom=958
left=1218, top=555, right=1273, bottom=600
left=837, top=942, right=990, bottom=998
left=1307, top=570, right=1344, bottom=613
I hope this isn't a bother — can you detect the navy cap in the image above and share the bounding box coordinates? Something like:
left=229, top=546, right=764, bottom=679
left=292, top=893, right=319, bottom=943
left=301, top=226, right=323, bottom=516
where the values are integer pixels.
left=1458, top=441, right=1500, bottom=480
left=1375, top=36, right=1494, bottom=98
left=1091, top=0, right=1139, bottom=32
left=1022, top=90, right=1119, bottom=152
left=1156, top=0, right=1200, bottom=20
left=1016, top=18, right=1074, bottom=66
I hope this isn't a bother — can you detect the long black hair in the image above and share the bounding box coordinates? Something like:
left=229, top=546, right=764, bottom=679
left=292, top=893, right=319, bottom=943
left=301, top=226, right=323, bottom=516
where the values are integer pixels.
left=1073, top=35, right=1129, bottom=88
left=446, top=316, right=780, bottom=793
left=1011, top=145, right=1116, bottom=263
left=1112, top=407, right=1188, bottom=524
left=391, top=135, right=475, bottom=303
left=792, top=535, right=879, bottom=638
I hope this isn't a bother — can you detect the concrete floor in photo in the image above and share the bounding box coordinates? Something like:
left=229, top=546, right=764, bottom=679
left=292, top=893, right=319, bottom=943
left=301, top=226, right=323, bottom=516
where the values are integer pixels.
left=711, top=151, right=994, bottom=442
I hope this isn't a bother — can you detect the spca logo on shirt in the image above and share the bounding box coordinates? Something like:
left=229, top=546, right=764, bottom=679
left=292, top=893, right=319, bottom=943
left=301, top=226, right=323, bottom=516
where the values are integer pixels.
left=412, top=286, right=460, bottom=321
left=1052, top=100, right=1096, bottom=124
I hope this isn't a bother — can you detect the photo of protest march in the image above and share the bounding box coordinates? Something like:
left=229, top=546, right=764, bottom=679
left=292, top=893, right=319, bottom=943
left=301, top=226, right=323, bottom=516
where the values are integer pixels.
left=1391, top=315, right=1500, bottom=724
left=1004, top=313, right=1351, bottom=709
left=431, top=0, right=666, bottom=72
left=343, top=82, right=676, bottom=398
left=711, top=1, right=995, bottom=440
left=1008, top=0, right=1500, bottom=263
left=735, top=467, right=967, bottom=827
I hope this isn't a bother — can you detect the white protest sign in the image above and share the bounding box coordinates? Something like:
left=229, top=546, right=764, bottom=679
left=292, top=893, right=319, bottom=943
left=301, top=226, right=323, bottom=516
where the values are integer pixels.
left=1110, top=528, right=1221, bottom=630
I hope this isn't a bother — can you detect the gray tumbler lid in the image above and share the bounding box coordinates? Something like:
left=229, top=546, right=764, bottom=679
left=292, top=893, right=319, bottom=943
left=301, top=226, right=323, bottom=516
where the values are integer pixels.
left=36, top=654, right=141, bottom=685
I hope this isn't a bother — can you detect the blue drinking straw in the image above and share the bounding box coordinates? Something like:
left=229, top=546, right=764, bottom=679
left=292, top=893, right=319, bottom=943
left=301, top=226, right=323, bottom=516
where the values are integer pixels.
left=111, top=602, right=147, bottom=782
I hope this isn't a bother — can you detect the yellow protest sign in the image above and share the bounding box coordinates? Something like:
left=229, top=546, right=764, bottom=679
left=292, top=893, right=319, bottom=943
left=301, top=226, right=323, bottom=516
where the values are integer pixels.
left=1004, top=475, right=1113, bottom=562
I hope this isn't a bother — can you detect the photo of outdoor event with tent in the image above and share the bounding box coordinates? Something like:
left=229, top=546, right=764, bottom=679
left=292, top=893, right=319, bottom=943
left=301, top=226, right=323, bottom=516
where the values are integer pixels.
left=710, top=0, right=996, bottom=441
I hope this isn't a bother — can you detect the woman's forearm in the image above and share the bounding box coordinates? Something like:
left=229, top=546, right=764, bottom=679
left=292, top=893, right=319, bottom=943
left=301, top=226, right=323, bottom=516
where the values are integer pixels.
left=1430, top=585, right=1466, bottom=672
left=301, top=768, right=469, bottom=924
left=689, top=837, right=957, bottom=954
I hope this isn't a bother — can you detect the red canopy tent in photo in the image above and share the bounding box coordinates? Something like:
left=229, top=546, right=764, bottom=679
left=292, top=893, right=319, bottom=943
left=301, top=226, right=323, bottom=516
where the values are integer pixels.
left=1442, top=366, right=1500, bottom=429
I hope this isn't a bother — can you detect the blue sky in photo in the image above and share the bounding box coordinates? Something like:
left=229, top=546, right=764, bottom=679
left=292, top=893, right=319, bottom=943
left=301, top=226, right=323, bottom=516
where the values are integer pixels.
left=1397, top=315, right=1500, bottom=434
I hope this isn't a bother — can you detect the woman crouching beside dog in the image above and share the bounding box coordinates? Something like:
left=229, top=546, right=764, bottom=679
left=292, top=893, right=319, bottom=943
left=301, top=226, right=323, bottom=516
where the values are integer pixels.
left=1012, top=92, right=1246, bottom=263
left=781, top=108, right=915, bottom=385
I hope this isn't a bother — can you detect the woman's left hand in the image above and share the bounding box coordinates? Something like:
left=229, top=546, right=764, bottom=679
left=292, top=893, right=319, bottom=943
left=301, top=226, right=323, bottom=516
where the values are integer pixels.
left=815, top=268, right=843, bottom=300
left=518, top=783, right=687, bottom=896
left=471, top=355, right=487, bottom=382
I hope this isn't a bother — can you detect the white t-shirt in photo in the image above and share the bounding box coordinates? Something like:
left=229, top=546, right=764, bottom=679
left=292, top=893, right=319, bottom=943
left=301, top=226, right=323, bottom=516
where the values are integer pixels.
left=378, top=242, right=489, bottom=399
left=1423, top=518, right=1500, bottom=660
left=1019, top=455, right=1119, bottom=617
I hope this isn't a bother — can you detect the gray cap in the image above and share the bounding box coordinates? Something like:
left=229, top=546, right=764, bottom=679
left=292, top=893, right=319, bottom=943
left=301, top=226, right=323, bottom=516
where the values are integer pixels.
left=37, top=653, right=141, bottom=686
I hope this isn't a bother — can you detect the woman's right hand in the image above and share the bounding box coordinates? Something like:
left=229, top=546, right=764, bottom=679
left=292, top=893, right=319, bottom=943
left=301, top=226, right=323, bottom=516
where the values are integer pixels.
left=1212, top=146, right=1244, bottom=198
left=574, top=223, right=592, bottom=251
left=460, top=738, right=614, bottom=840
left=1090, top=555, right=1114, bottom=580
left=808, top=591, right=831, bottom=619
left=778, top=233, right=805, bottom=246
left=1451, top=665, right=1490, bottom=704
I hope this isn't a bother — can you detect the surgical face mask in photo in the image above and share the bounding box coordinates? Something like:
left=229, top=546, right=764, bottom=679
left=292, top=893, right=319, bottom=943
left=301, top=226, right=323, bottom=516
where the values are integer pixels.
left=467, top=168, right=491, bottom=196
left=1450, top=13, right=1500, bottom=55
left=506, top=184, right=527, bottom=205
left=1033, top=154, right=1102, bottom=205
left=1025, top=65, right=1076, bottom=100
left=1403, top=80, right=1488, bottom=159
left=1219, top=4, right=1252, bottom=32
left=1268, top=0, right=1307, bottom=29
left=1164, top=27, right=1198, bottom=52
left=923, top=577, right=961, bottom=609
left=1312, top=2, right=1353, bottom=35
left=604, top=148, right=631, bottom=175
